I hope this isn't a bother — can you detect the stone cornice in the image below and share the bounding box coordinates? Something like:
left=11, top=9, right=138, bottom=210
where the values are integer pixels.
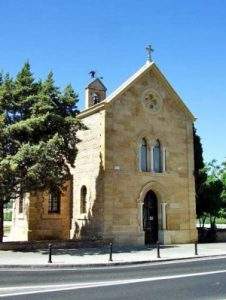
left=78, top=101, right=107, bottom=119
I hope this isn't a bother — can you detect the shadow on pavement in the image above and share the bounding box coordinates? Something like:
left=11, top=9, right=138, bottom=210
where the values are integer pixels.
left=8, top=244, right=179, bottom=257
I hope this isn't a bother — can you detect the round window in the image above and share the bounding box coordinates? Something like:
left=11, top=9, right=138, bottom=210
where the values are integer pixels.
left=142, top=90, right=162, bottom=113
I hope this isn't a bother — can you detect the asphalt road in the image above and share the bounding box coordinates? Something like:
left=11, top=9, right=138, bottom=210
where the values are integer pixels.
left=1, top=257, right=226, bottom=299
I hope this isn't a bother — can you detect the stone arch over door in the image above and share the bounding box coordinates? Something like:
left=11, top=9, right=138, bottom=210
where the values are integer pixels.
left=137, top=181, right=168, bottom=240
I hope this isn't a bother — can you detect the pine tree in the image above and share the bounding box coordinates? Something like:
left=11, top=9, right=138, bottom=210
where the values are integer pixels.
left=0, top=63, right=83, bottom=241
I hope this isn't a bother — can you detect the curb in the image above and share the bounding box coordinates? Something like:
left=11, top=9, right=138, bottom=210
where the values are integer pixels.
left=0, top=254, right=226, bottom=269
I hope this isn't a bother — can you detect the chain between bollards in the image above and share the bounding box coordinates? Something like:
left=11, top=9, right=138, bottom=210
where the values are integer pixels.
left=156, top=241, right=160, bottom=258
left=195, top=241, right=198, bottom=255
left=48, top=243, right=52, bottom=263
left=109, top=242, right=113, bottom=261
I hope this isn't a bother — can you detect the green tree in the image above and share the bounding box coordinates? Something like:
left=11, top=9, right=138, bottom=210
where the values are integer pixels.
left=202, top=160, right=225, bottom=228
left=193, top=126, right=208, bottom=226
left=0, top=63, right=83, bottom=241
left=221, top=161, right=226, bottom=202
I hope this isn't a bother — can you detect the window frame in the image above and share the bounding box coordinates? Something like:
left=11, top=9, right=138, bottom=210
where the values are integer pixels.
left=48, top=188, right=61, bottom=214
left=153, top=139, right=162, bottom=173
left=140, top=138, right=149, bottom=172
left=18, top=193, right=24, bottom=214
left=80, top=186, right=87, bottom=214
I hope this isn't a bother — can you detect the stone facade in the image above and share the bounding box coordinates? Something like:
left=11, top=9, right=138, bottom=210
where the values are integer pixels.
left=10, top=182, right=72, bottom=241
left=11, top=61, right=197, bottom=244
left=70, top=109, right=105, bottom=240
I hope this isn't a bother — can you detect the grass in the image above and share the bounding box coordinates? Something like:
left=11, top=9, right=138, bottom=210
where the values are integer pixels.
left=198, top=217, right=226, bottom=225
left=213, top=218, right=226, bottom=224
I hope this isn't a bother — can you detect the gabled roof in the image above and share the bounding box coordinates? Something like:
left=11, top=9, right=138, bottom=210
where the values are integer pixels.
left=105, top=61, right=195, bottom=121
left=86, top=78, right=107, bottom=91
left=105, top=61, right=154, bottom=102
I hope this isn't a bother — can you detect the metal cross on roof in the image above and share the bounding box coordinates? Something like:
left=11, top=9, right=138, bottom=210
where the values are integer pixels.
left=146, top=45, right=154, bottom=62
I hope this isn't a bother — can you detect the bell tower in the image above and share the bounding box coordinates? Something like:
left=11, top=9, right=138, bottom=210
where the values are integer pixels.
left=85, top=71, right=107, bottom=109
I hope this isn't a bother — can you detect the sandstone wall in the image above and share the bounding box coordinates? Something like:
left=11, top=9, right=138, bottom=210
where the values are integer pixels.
left=103, top=69, right=197, bottom=244
left=70, top=108, right=105, bottom=240
left=10, top=193, right=29, bottom=241
left=26, top=181, right=71, bottom=241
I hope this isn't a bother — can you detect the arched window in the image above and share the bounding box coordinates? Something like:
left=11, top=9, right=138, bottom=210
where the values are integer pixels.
left=140, top=138, right=148, bottom=172
left=92, top=92, right=100, bottom=105
left=18, top=193, right=24, bottom=214
left=48, top=188, right=61, bottom=213
left=80, top=186, right=87, bottom=214
left=153, top=140, right=162, bottom=173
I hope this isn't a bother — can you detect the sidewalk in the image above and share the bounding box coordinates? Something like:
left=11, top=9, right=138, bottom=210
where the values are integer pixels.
left=0, top=243, right=226, bottom=267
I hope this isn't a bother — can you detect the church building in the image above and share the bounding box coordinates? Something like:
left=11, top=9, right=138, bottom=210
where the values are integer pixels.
left=10, top=52, right=197, bottom=245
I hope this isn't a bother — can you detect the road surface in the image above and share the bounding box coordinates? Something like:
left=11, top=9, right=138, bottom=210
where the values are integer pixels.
left=0, top=256, right=226, bottom=299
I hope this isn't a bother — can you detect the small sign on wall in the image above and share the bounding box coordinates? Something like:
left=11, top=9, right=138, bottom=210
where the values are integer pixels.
left=170, top=203, right=181, bottom=209
left=114, top=166, right=120, bottom=170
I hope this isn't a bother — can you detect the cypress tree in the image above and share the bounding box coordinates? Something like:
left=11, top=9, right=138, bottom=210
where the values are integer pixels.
left=193, top=126, right=207, bottom=225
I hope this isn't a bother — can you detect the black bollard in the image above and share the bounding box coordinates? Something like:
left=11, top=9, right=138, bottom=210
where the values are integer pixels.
left=156, top=241, right=160, bottom=258
left=109, top=242, right=113, bottom=262
left=195, top=241, right=198, bottom=255
left=48, top=243, right=52, bottom=263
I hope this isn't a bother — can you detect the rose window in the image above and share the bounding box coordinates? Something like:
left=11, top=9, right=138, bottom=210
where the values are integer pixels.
left=143, top=91, right=162, bottom=113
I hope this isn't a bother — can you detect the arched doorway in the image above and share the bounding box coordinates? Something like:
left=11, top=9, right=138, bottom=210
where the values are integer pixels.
left=143, top=190, right=158, bottom=244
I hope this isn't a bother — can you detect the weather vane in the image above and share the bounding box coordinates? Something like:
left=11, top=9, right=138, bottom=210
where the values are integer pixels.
left=146, top=45, right=154, bottom=62
left=89, top=70, right=96, bottom=79
left=89, top=70, right=104, bottom=80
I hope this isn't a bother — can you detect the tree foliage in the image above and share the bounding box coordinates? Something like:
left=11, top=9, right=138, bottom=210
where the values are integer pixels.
left=201, top=161, right=225, bottom=227
left=0, top=63, right=84, bottom=240
left=193, top=127, right=226, bottom=231
left=198, top=160, right=225, bottom=231
left=193, top=126, right=207, bottom=220
left=221, top=161, right=226, bottom=202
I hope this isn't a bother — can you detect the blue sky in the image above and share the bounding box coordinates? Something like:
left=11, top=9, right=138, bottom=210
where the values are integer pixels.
left=0, top=0, right=225, bottom=164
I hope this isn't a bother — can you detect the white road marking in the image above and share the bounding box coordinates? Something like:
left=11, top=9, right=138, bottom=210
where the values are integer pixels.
left=0, top=269, right=226, bottom=297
